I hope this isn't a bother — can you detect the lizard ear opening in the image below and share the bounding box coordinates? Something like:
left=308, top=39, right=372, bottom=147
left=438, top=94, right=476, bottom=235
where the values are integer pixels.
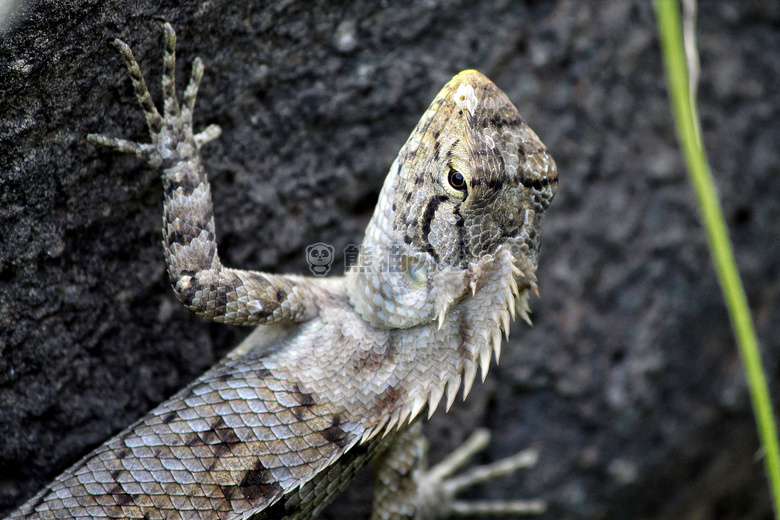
left=403, top=256, right=429, bottom=288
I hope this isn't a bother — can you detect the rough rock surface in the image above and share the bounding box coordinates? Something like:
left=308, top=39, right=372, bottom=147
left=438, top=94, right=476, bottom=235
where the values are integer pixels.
left=1, top=1, right=778, bottom=518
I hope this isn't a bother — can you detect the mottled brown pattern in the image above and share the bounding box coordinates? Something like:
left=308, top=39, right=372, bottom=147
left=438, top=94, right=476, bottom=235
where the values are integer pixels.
left=236, top=461, right=282, bottom=501
left=318, top=416, right=354, bottom=449
left=374, top=385, right=406, bottom=416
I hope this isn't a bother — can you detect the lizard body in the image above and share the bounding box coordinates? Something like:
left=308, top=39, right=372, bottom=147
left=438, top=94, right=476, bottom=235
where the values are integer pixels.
left=7, top=24, right=557, bottom=520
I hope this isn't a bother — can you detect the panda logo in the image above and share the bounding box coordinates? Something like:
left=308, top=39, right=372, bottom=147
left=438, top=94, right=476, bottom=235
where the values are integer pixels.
left=306, top=242, right=335, bottom=276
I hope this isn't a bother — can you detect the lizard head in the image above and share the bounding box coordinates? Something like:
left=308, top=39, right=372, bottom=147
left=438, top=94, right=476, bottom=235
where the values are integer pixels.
left=346, top=70, right=557, bottom=330
left=393, top=70, right=557, bottom=270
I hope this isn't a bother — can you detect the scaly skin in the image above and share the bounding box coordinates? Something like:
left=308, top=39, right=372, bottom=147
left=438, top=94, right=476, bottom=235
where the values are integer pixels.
left=7, top=23, right=557, bottom=520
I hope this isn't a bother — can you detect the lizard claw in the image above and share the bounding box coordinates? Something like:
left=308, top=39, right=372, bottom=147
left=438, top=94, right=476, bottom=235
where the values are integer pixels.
left=416, top=429, right=545, bottom=519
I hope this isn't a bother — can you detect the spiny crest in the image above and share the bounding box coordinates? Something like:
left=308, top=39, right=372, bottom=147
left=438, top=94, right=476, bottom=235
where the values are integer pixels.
left=360, top=245, right=536, bottom=443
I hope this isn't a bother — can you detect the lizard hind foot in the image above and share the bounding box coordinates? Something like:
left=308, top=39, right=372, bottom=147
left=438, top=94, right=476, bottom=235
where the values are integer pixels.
left=417, top=429, right=545, bottom=519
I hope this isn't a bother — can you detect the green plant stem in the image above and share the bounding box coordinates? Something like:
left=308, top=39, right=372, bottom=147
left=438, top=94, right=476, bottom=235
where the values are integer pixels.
left=654, top=1, right=780, bottom=517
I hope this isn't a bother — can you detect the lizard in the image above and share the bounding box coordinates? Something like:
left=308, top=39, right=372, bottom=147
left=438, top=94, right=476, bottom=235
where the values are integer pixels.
left=6, top=22, right=558, bottom=520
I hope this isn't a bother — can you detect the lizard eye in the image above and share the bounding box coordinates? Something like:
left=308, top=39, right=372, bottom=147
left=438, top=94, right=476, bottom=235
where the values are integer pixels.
left=448, top=167, right=467, bottom=192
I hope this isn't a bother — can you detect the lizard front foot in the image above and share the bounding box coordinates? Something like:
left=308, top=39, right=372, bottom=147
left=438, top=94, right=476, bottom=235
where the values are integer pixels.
left=417, top=429, right=545, bottom=519
left=87, top=22, right=220, bottom=168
